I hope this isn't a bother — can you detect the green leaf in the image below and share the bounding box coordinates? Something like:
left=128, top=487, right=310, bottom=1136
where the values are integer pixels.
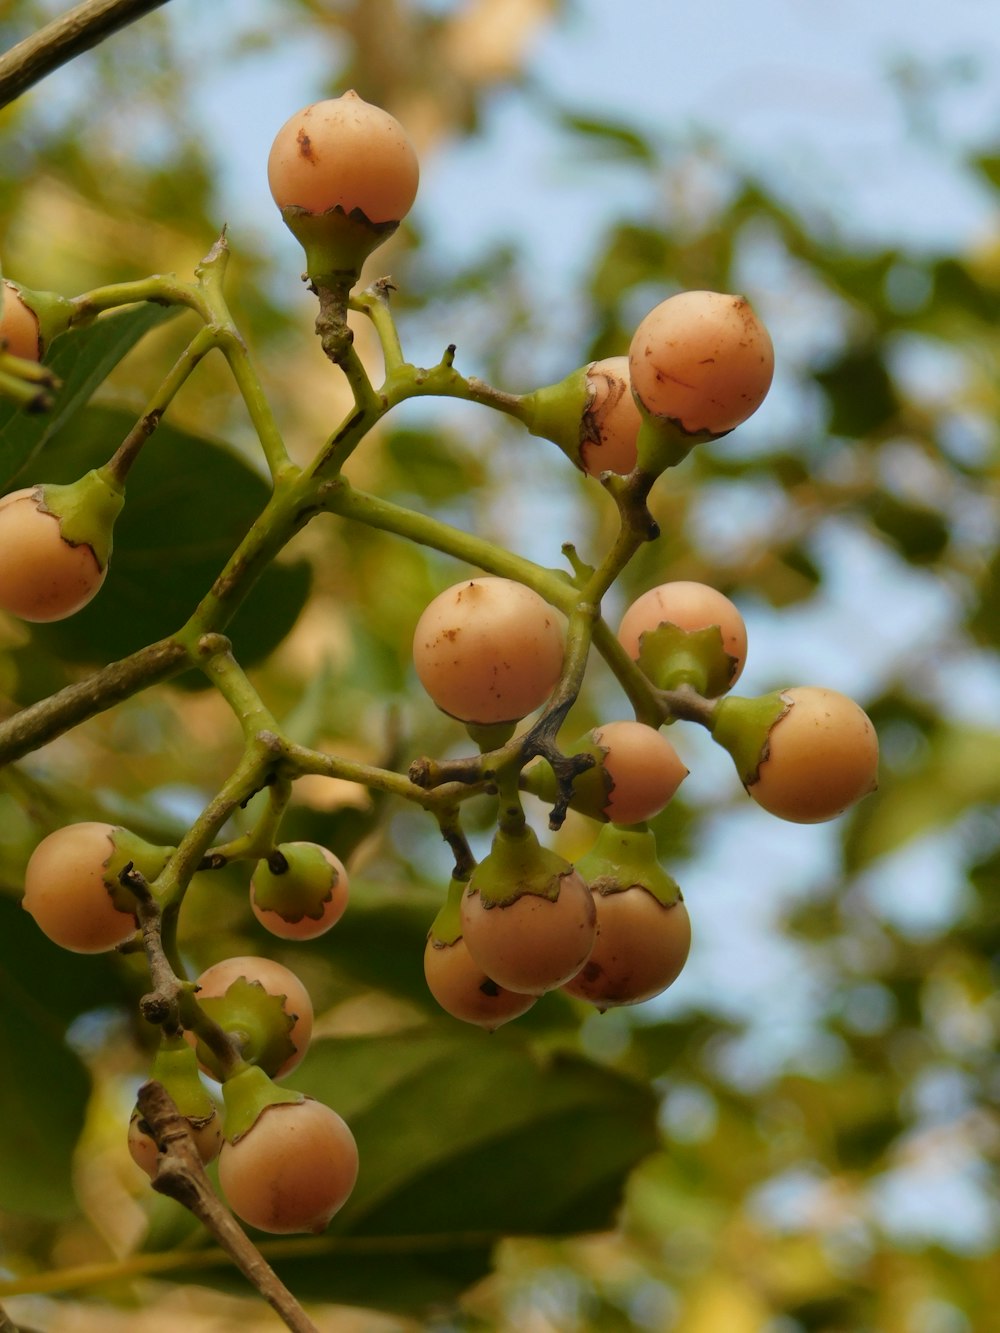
left=866, top=492, right=950, bottom=564
left=972, top=153, right=1000, bottom=190
left=558, top=110, right=658, bottom=164
left=21, top=406, right=311, bottom=670
left=813, top=346, right=899, bottom=437
left=0, top=303, right=181, bottom=490
left=173, top=1026, right=658, bottom=1312
left=0, top=897, right=101, bottom=1219
left=845, top=725, right=1000, bottom=868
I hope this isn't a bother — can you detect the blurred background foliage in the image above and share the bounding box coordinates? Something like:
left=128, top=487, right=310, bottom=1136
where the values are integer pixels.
left=1, top=1, right=999, bottom=1330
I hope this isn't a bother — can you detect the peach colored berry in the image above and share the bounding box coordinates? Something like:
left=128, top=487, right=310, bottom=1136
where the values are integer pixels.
left=0, top=487, right=105, bottom=622
left=413, top=577, right=565, bottom=725
left=267, top=90, right=419, bottom=223
left=629, top=290, right=774, bottom=436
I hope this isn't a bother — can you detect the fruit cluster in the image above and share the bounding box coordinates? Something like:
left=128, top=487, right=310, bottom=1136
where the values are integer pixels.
left=414, top=574, right=877, bottom=1028
left=22, top=823, right=357, bottom=1233
left=6, top=90, right=878, bottom=1245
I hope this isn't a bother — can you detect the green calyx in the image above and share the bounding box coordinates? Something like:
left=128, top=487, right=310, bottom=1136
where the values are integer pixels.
left=428, top=876, right=467, bottom=946
left=575, top=823, right=681, bottom=908
left=465, top=719, right=517, bottom=752
left=520, top=365, right=593, bottom=469
left=103, top=826, right=174, bottom=914
left=220, top=1063, right=303, bottom=1144
left=253, top=844, right=337, bottom=924
left=710, top=690, right=791, bottom=786
left=635, top=409, right=715, bottom=476
left=521, top=741, right=613, bottom=822
left=468, top=823, right=576, bottom=909
left=192, top=977, right=297, bottom=1082
left=637, top=622, right=739, bottom=698
left=3, top=280, right=74, bottom=356
left=149, top=1034, right=219, bottom=1125
left=279, top=202, right=400, bottom=287
left=38, top=467, right=125, bottom=570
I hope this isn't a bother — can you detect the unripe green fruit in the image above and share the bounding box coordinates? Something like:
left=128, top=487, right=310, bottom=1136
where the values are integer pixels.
left=618, top=580, right=748, bottom=696
left=0, top=280, right=41, bottom=361
left=461, top=826, right=596, bottom=995
left=22, top=821, right=171, bottom=953
left=413, top=577, right=565, bottom=725
left=219, top=1094, right=359, bottom=1235
left=629, top=290, right=774, bottom=438
left=251, top=842, right=349, bottom=940
left=268, top=91, right=419, bottom=282
left=188, top=956, right=314, bottom=1081
left=713, top=686, right=879, bottom=823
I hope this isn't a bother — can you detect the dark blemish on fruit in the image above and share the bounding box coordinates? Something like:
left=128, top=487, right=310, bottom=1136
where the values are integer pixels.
left=296, top=129, right=316, bottom=163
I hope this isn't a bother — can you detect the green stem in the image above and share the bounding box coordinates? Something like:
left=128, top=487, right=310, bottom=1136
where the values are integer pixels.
left=197, top=642, right=280, bottom=741
left=208, top=775, right=293, bottom=866
left=0, top=1230, right=509, bottom=1299
left=318, top=477, right=576, bottom=613
left=282, top=738, right=478, bottom=811
left=196, top=236, right=294, bottom=481
left=216, top=324, right=295, bottom=481
left=351, top=279, right=405, bottom=374
left=179, top=477, right=312, bottom=640
left=104, top=323, right=218, bottom=486
left=69, top=272, right=201, bottom=324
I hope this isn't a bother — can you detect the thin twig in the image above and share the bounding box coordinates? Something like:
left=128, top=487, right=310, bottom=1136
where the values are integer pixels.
left=0, top=0, right=172, bottom=110
left=0, top=637, right=190, bottom=768
left=137, top=1081, right=320, bottom=1333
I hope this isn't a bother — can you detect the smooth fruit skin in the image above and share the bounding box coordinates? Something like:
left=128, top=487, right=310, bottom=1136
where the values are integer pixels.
left=749, top=686, right=879, bottom=823
left=0, top=488, right=105, bottom=622
left=191, top=956, right=314, bottom=1080
left=251, top=842, right=349, bottom=940
left=562, top=888, right=691, bottom=1010
left=267, top=90, right=419, bottom=223
left=0, top=281, right=41, bottom=360
left=22, top=821, right=137, bottom=953
left=423, top=934, right=536, bottom=1029
left=629, top=290, right=774, bottom=436
left=617, top=581, right=748, bottom=688
left=219, top=1098, right=359, bottom=1234
left=581, top=356, right=642, bottom=477
left=590, top=721, right=688, bottom=825
left=413, top=577, right=565, bottom=725
left=460, top=870, right=597, bottom=996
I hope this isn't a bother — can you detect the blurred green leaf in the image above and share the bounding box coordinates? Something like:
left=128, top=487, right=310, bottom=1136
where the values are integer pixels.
left=0, top=897, right=103, bottom=1219
left=0, top=303, right=180, bottom=490
left=813, top=346, right=899, bottom=437
left=188, top=1027, right=658, bottom=1312
left=867, top=492, right=950, bottom=563
left=20, top=406, right=311, bottom=670
left=557, top=110, right=658, bottom=164
left=846, top=725, right=1000, bottom=868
